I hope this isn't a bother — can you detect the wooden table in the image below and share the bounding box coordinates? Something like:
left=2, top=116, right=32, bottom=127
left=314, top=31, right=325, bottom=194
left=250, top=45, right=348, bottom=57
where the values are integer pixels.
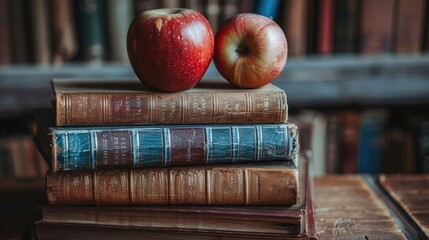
left=1, top=174, right=428, bottom=240
left=313, top=175, right=429, bottom=240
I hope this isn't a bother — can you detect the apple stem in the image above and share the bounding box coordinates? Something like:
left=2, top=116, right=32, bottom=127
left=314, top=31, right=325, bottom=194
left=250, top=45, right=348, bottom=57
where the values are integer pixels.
left=235, top=46, right=250, bottom=55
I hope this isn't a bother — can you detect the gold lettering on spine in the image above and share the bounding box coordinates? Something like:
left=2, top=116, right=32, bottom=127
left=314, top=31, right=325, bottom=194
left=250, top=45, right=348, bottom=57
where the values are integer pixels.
left=141, top=171, right=147, bottom=202
left=77, top=95, right=89, bottom=120
left=237, top=169, right=244, bottom=203
left=159, top=170, right=166, bottom=201
left=190, top=94, right=208, bottom=122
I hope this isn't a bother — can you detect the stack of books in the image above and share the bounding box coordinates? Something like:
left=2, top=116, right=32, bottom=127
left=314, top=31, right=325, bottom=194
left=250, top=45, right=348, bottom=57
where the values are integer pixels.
left=32, top=77, right=317, bottom=239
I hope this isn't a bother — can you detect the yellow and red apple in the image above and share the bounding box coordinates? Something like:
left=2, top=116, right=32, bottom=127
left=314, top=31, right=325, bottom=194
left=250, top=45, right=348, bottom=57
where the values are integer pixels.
left=127, top=8, right=214, bottom=92
left=214, top=13, right=288, bottom=89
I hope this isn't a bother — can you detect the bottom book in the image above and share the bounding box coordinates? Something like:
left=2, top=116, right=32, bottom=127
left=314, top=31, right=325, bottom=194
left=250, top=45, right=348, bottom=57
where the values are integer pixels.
left=34, top=155, right=316, bottom=239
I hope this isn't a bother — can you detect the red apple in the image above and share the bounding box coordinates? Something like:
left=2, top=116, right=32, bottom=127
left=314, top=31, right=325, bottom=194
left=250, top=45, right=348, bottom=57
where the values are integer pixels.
left=213, top=13, right=288, bottom=89
left=127, top=8, right=214, bottom=92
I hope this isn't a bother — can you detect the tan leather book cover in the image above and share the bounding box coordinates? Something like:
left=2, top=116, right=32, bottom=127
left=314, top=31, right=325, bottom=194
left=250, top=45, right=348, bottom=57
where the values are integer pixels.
left=52, top=78, right=288, bottom=126
left=360, top=0, right=395, bottom=54
left=46, top=161, right=298, bottom=206
left=393, top=0, right=425, bottom=53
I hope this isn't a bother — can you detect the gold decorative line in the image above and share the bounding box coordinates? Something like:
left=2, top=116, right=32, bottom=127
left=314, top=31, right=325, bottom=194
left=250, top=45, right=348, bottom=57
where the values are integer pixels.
left=65, top=94, right=70, bottom=125
left=149, top=94, right=154, bottom=123
left=205, top=169, right=211, bottom=205
left=246, top=92, right=251, bottom=122
left=101, top=93, right=106, bottom=124
left=212, top=92, right=217, bottom=123
left=182, top=93, right=187, bottom=123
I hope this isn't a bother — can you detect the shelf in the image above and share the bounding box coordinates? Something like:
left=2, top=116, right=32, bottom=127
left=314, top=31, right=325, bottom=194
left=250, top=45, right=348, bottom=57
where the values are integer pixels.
left=1, top=54, right=429, bottom=117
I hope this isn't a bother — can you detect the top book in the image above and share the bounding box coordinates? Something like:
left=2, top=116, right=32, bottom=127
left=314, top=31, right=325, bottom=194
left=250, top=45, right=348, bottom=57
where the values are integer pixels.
left=52, top=78, right=288, bottom=126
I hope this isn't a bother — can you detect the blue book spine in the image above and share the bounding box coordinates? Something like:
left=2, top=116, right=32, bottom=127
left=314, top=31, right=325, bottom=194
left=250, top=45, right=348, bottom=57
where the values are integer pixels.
left=255, top=0, right=281, bottom=20
left=51, top=124, right=299, bottom=171
left=358, top=112, right=387, bottom=173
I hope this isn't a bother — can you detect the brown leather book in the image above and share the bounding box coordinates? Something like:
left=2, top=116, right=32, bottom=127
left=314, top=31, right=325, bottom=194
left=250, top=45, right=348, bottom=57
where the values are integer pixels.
left=37, top=155, right=315, bottom=239
left=0, top=0, right=11, bottom=65
left=30, top=0, right=51, bottom=64
left=360, top=0, right=395, bottom=54
left=340, top=111, right=361, bottom=173
left=317, top=0, right=334, bottom=55
left=281, top=0, right=308, bottom=57
left=393, top=0, right=425, bottom=54
left=46, top=161, right=298, bottom=206
left=51, top=0, right=78, bottom=64
left=105, top=0, right=132, bottom=63
left=9, top=0, right=28, bottom=63
left=52, top=78, right=288, bottom=126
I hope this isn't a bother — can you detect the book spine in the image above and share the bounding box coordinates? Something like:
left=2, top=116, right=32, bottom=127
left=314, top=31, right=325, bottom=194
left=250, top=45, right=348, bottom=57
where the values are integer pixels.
left=255, top=0, right=281, bottom=20
left=106, top=0, right=132, bottom=62
left=0, top=0, right=11, bottom=65
left=30, top=0, right=51, bottom=64
left=51, top=0, right=78, bottom=64
left=318, top=0, right=334, bottom=55
left=360, top=0, right=395, bottom=54
left=10, top=0, right=28, bottom=63
left=46, top=163, right=298, bottom=205
left=334, top=0, right=359, bottom=53
left=357, top=111, right=387, bottom=174
left=51, top=124, right=299, bottom=171
left=282, top=0, right=308, bottom=57
left=79, top=0, right=105, bottom=63
left=55, top=91, right=287, bottom=126
left=393, top=0, right=425, bottom=53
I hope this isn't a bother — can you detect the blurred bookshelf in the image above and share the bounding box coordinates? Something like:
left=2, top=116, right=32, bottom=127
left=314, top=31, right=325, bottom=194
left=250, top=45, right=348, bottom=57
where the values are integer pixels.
left=1, top=0, right=429, bottom=238
left=1, top=0, right=429, bottom=178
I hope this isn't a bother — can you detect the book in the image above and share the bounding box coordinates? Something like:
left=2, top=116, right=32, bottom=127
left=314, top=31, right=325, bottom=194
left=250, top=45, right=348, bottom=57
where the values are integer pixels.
left=419, top=121, right=429, bottom=172
left=36, top=155, right=315, bottom=239
left=255, top=0, right=281, bottom=20
left=334, top=0, right=359, bottom=53
left=220, top=0, right=239, bottom=23
left=359, top=0, right=395, bottom=54
left=424, top=1, right=429, bottom=52
left=340, top=111, right=360, bottom=173
left=51, top=0, right=78, bottom=64
left=46, top=161, right=298, bottom=206
left=30, top=0, right=51, bottom=64
left=0, top=0, right=11, bottom=65
left=9, top=0, right=28, bottom=63
left=357, top=110, right=388, bottom=174
left=393, top=0, right=425, bottom=54
left=105, top=0, right=133, bottom=63
left=325, top=112, right=340, bottom=173
left=35, top=109, right=299, bottom=171
left=204, top=0, right=220, bottom=32
left=306, top=0, right=319, bottom=55
left=78, top=0, right=105, bottom=63
left=281, top=0, right=308, bottom=57
left=289, top=111, right=326, bottom=176
left=382, top=113, right=415, bottom=173
left=52, top=78, right=288, bottom=126
left=317, top=0, right=334, bottom=55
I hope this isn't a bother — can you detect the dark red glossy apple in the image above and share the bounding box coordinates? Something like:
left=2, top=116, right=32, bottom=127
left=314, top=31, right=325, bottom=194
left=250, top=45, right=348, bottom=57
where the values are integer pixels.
left=127, top=8, right=214, bottom=92
left=214, top=13, right=288, bottom=89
